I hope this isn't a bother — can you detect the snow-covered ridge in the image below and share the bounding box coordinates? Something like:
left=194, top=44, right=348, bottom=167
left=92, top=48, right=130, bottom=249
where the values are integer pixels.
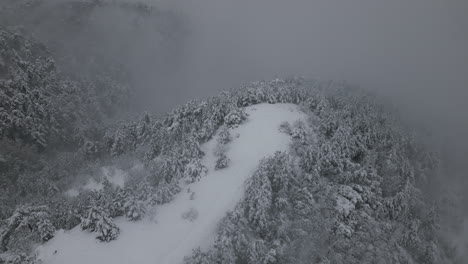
left=36, top=103, right=307, bottom=264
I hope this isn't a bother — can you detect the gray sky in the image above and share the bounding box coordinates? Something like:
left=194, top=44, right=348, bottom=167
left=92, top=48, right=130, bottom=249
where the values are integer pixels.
left=148, top=0, right=468, bottom=165
left=155, top=0, right=467, bottom=113
left=5, top=0, right=466, bottom=146
left=23, top=0, right=465, bottom=156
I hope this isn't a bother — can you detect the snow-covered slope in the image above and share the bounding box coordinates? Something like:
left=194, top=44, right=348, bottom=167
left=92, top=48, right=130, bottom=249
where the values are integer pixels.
left=36, top=103, right=307, bottom=264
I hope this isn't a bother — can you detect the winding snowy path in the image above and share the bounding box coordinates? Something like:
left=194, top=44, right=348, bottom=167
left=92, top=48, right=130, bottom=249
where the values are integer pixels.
left=36, top=103, right=306, bottom=264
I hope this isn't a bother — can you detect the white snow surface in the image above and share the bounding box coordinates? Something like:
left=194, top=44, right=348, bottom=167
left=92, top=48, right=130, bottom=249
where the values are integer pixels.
left=36, top=103, right=306, bottom=264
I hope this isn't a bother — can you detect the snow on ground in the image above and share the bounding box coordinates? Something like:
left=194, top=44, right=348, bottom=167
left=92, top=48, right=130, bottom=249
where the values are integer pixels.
left=36, top=103, right=307, bottom=264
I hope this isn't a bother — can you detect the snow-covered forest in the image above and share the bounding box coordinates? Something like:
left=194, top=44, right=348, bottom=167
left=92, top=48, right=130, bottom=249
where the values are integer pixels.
left=1, top=0, right=467, bottom=263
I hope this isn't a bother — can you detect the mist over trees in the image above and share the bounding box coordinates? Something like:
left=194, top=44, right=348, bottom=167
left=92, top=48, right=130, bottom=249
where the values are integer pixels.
left=0, top=0, right=187, bottom=112
left=0, top=0, right=467, bottom=263
left=2, top=69, right=466, bottom=262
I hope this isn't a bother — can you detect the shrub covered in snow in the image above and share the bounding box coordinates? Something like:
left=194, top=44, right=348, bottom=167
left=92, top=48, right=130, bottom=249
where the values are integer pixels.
left=279, top=121, right=292, bottom=135
left=215, top=152, right=230, bottom=170
left=135, top=179, right=182, bottom=206
left=184, top=159, right=208, bottom=182
left=291, top=120, right=307, bottom=143
left=224, top=108, right=247, bottom=128
left=217, top=126, right=232, bottom=145
left=0, top=205, right=55, bottom=252
left=80, top=206, right=120, bottom=242
left=123, top=196, right=146, bottom=221
left=189, top=191, right=196, bottom=200
left=0, top=252, right=41, bottom=264
left=214, top=126, right=232, bottom=170
left=181, top=208, right=199, bottom=222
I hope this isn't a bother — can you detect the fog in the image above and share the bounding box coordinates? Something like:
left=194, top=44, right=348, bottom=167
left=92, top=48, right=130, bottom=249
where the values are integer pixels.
left=153, top=0, right=468, bottom=163
left=158, top=0, right=468, bottom=170
left=162, top=0, right=467, bottom=114
left=165, top=0, right=468, bottom=159
left=8, top=0, right=467, bottom=128
left=1, top=0, right=468, bottom=258
left=38, top=0, right=464, bottom=178
left=4, top=0, right=468, bottom=201
left=3, top=0, right=466, bottom=171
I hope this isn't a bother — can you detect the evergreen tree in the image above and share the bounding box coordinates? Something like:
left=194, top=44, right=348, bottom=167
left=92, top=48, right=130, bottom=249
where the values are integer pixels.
left=184, top=159, right=207, bottom=183
left=80, top=206, right=120, bottom=242
left=215, top=152, right=230, bottom=170
left=123, top=196, right=146, bottom=221
left=245, top=162, right=273, bottom=235
left=224, top=108, right=247, bottom=128
left=0, top=205, right=54, bottom=252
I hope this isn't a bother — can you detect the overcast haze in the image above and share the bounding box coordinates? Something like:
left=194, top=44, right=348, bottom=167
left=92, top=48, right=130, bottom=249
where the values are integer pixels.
left=152, top=0, right=468, bottom=175
left=3, top=0, right=467, bottom=186
left=6, top=0, right=467, bottom=163
left=161, top=0, right=467, bottom=112
left=150, top=1, right=468, bottom=216
left=4, top=0, right=466, bottom=132
left=1, top=0, right=468, bottom=260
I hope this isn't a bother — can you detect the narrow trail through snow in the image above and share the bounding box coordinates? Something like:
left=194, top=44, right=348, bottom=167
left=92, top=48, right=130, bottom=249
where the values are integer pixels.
left=36, top=103, right=306, bottom=264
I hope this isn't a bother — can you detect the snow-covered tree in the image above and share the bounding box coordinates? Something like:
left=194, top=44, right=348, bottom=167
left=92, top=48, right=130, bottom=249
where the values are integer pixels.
left=215, top=152, right=230, bottom=170
left=217, top=125, right=232, bottom=145
left=245, top=162, right=273, bottom=235
left=80, top=206, right=120, bottom=242
left=184, top=247, right=214, bottom=264
left=279, top=121, right=292, bottom=135
left=213, top=125, right=232, bottom=170
left=212, top=212, right=245, bottom=264
left=82, top=139, right=100, bottom=158
left=123, top=196, right=146, bottom=221
left=247, top=239, right=268, bottom=264
left=184, top=159, right=207, bottom=182
left=224, top=108, right=247, bottom=128
left=292, top=187, right=315, bottom=216
left=0, top=66, right=456, bottom=264
left=150, top=180, right=182, bottom=205
left=0, top=205, right=54, bottom=252
left=0, top=252, right=41, bottom=264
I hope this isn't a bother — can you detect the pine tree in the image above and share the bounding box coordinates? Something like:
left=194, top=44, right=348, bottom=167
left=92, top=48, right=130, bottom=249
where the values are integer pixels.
left=184, top=159, right=207, bottom=183
left=0, top=205, right=54, bottom=252
left=245, top=163, right=273, bottom=235
left=215, top=152, right=230, bottom=170
left=213, top=213, right=241, bottom=264
left=0, top=252, right=41, bottom=264
left=217, top=125, right=232, bottom=145
left=80, top=206, right=120, bottom=242
left=123, top=196, right=146, bottom=221
left=152, top=180, right=182, bottom=205
left=224, top=108, right=247, bottom=128
left=214, top=125, right=231, bottom=170
left=247, top=239, right=267, bottom=264
left=184, top=247, right=214, bottom=264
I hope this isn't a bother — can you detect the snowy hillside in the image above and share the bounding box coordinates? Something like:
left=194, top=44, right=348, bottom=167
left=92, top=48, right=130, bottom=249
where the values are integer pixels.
left=36, top=104, right=307, bottom=264
left=1, top=76, right=463, bottom=264
left=1, top=0, right=466, bottom=263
